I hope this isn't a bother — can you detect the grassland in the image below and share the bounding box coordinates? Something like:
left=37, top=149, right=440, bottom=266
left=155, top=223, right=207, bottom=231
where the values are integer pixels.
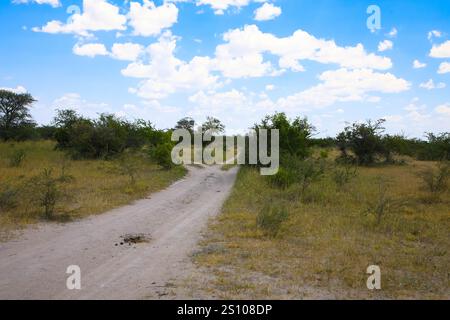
left=192, top=156, right=449, bottom=299
left=0, top=140, right=186, bottom=232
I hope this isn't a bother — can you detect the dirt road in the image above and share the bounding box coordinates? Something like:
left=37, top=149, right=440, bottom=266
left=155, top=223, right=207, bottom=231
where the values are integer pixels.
left=0, top=165, right=238, bottom=299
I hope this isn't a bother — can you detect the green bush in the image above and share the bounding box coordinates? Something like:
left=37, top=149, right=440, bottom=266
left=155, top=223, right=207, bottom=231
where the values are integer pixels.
left=419, top=161, right=449, bottom=195
left=256, top=205, right=289, bottom=237
left=253, top=112, right=315, bottom=162
left=53, top=110, right=156, bottom=159
left=151, top=143, right=175, bottom=170
left=0, top=183, right=19, bottom=212
left=337, top=119, right=386, bottom=165
left=29, top=168, right=67, bottom=220
left=270, top=167, right=294, bottom=189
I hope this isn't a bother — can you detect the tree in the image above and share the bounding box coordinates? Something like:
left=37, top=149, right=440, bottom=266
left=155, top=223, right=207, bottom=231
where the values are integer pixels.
left=336, top=119, right=386, bottom=165
left=254, top=112, right=315, bottom=160
left=175, top=117, right=195, bottom=134
left=201, top=116, right=225, bottom=135
left=0, top=90, right=36, bottom=140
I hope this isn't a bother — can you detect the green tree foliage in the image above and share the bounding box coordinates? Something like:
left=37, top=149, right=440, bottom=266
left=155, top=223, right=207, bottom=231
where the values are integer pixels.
left=175, top=117, right=196, bottom=134
left=254, top=112, right=315, bottom=161
left=201, top=116, right=225, bottom=135
left=0, top=89, right=36, bottom=141
left=336, top=119, right=386, bottom=165
left=53, top=109, right=156, bottom=159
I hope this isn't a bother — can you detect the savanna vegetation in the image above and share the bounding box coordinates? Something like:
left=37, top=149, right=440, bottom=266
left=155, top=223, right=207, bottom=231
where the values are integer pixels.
left=0, top=90, right=191, bottom=231
left=191, top=112, right=449, bottom=299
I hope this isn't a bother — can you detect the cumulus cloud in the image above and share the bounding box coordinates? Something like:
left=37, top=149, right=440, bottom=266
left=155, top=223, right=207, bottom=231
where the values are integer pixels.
left=419, top=79, right=446, bottom=90
left=430, top=40, right=450, bottom=58
left=122, top=32, right=219, bottom=99
left=378, top=40, right=393, bottom=52
left=254, top=3, right=282, bottom=21
left=438, top=62, right=450, bottom=74
left=128, top=0, right=178, bottom=37
left=73, top=43, right=109, bottom=58
left=32, top=0, right=126, bottom=37
left=276, top=68, right=410, bottom=110
left=428, top=30, right=442, bottom=40
left=111, top=43, right=144, bottom=61
left=413, top=60, right=426, bottom=69
left=214, top=25, right=392, bottom=78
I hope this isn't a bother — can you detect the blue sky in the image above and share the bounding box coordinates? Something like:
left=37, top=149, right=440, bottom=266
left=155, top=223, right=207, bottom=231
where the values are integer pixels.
left=1, top=0, right=449, bottom=137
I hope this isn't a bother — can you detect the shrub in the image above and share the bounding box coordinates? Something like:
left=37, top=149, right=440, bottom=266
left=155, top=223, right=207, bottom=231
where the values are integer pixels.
left=29, top=168, right=66, bottom=219
left=419, top=161, right=449, bottom=195
left=0, top=183, right=19, bottom=212
left=256, top=205, right=289, bottom=237
left=297, top=159, right=325, bottom=196
left=270, top=167, right=294, bottom=189
left=419, top=133, right=450, bottom=161
left=8, top=149, right=26, bottom=167
left=363, top=179, right=392, bottom=225
left=333, top=163, right=358, bottom=187
left=151, top=143, right=174, bottom=170
left=337, top=119, right=386, bottom=165
left=53, top=110, right=156, bottom=159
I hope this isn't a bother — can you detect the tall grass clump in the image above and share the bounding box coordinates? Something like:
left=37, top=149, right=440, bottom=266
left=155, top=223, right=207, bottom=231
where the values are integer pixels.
left=256, top=205, right=289, bottom=237
left=8, top=149, right=26, bottom=167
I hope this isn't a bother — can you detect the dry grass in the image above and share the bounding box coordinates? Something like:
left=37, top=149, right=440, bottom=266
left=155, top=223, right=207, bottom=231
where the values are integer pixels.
left=192, top=159, right=450, bottom=299
left=0, top=140, right=186, bottom=231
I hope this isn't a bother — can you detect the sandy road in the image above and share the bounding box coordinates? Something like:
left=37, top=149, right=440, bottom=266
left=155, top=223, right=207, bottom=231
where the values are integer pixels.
left=0, top=165, right=238, bottom=300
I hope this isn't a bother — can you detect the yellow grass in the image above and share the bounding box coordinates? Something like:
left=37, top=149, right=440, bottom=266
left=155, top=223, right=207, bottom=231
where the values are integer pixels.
left=193, top=159, right=450, bottom=299
left=0, top=140, right=186, bottom=231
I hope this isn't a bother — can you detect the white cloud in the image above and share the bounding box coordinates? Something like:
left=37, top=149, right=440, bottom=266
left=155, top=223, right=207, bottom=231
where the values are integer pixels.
left=128, top=0, right=178, bottom=37
left=428, top=30, right=442, bottom=40
left=430, top=40, right=450, bottom=58
left=254, top=3, right=282, bottom=21
left=196, top=0, right=252, bottom=15
left=122, top=32, right=219, bottom=99
left=378, top=40, right=393, bottom=52
left=111, top=43, right=144, bottom=61
left=435, top=103, right=450, bottom=116
left=387, top=28, right=398, bottom=38
left=438, top=62, right=450, bottom=74
left=33, top=0, right=126, bottom=37
left=419, top=79, right=446, bottom=90
left=0, top=85, right=28, bottom=94
left=73, top=43, right=109, bottom=58
left=276, top=68, right=410, bottom=110
left=13, top=0, right=60, bottom=7
left=413, top=60, right=427, bottom=69
left=53, top=93, right=111, bottom=118
left=215, top=25, right=392, bottom=78
left=265, top=84, right=275, bottom=91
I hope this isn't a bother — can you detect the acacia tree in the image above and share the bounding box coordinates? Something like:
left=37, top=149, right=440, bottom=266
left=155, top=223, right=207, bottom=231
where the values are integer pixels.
left=201, top=116, right=225, bottom=135
left=0, top=90, right=36, bottom=140
left=175, top=117, right=195, bottom=134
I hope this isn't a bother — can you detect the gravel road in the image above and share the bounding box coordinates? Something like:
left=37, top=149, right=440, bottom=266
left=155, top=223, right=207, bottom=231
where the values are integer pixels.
left=0, top=165, right=238, bottom=300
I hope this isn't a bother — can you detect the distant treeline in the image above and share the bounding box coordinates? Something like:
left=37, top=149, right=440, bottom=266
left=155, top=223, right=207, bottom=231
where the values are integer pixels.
left=1, top=89, right=449, bottom=163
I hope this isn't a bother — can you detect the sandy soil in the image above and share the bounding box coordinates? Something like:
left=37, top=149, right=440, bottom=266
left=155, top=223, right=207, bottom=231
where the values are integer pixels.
left=0, top=165, right=238, bottom=300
